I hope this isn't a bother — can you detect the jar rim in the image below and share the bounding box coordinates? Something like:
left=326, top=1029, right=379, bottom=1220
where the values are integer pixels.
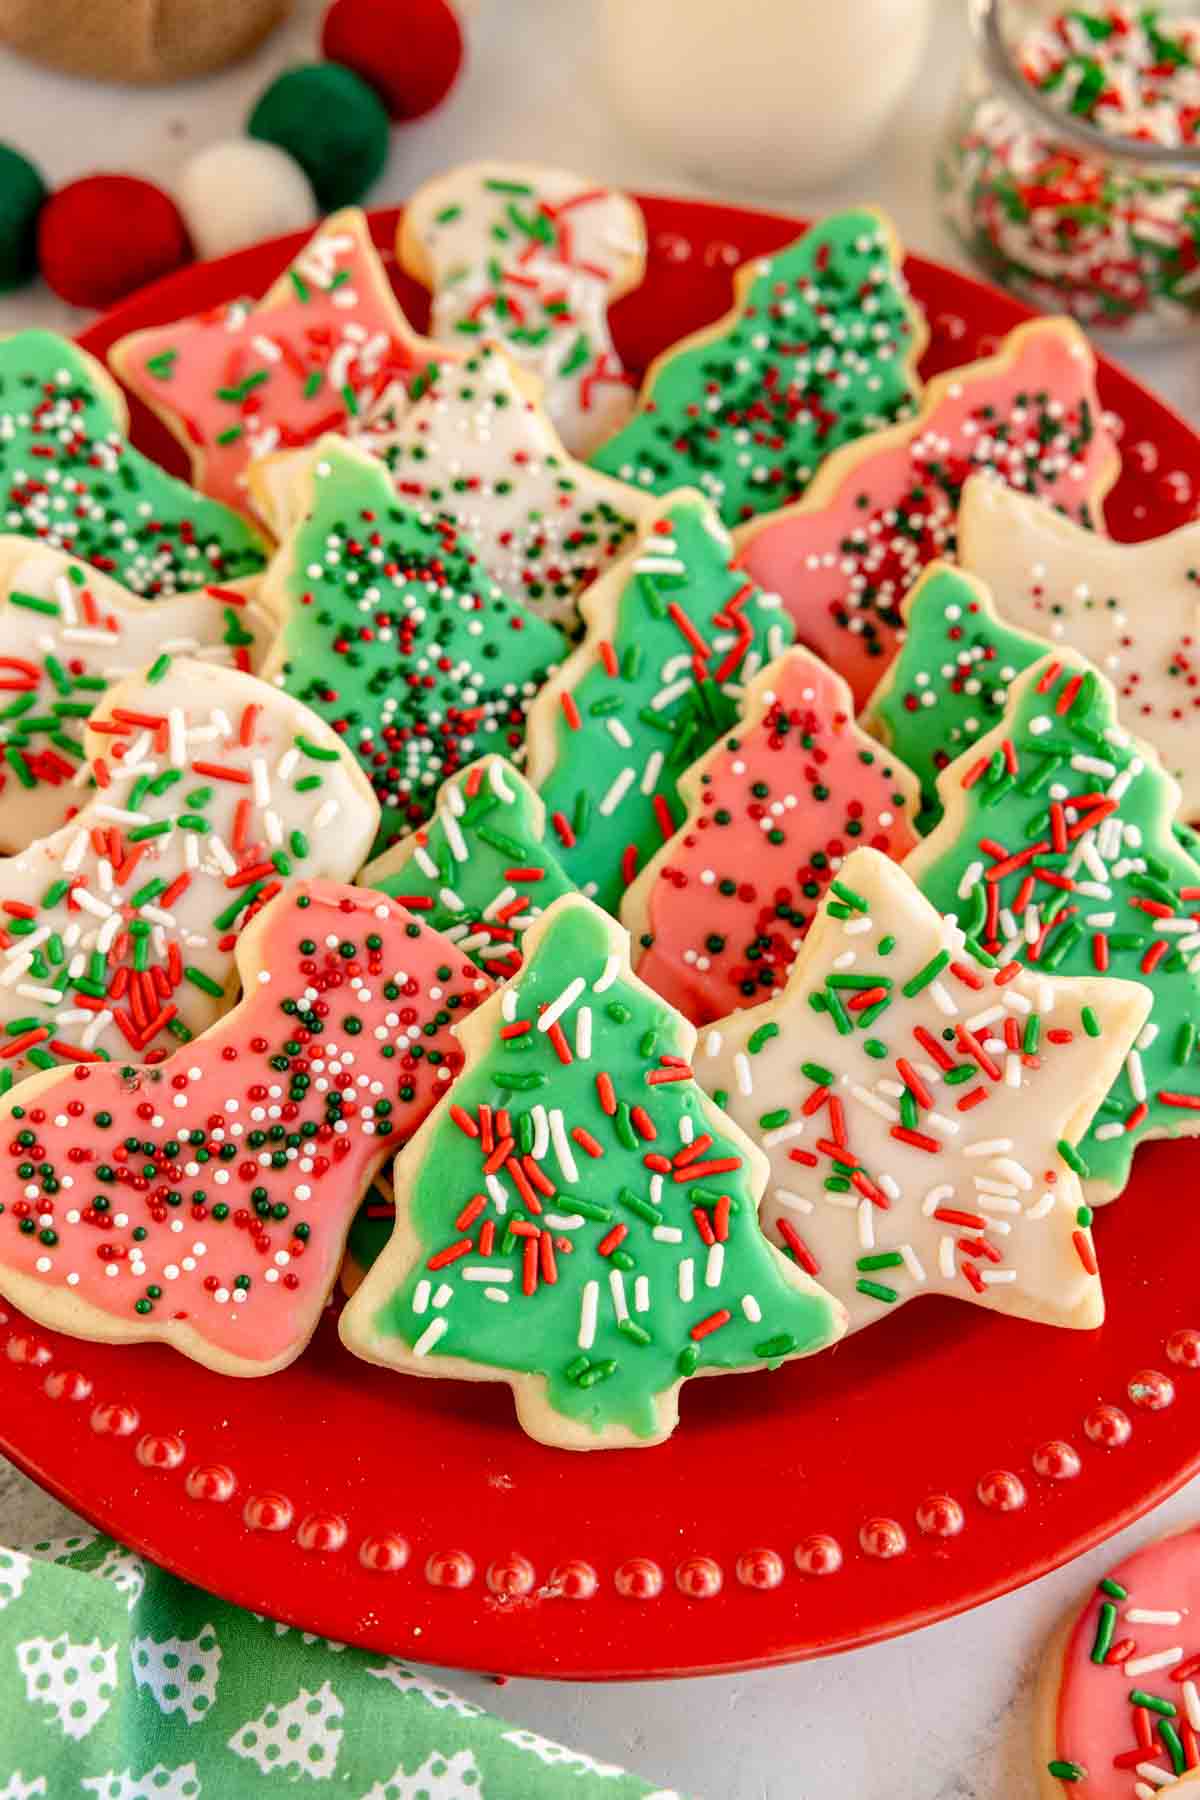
left=970, top=0, right=1200, bottom=171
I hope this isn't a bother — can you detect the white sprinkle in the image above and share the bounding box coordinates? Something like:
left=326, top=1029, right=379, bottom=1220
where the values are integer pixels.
left=938, top=1235, right=956, bottom=1279
left=1124, top=1647, right=1185, bottom=1678
left=1184, top=1679, right=1200, bottom=1732
left=900, top=1244, right=926, bottom=1284
left=462, top=1267, right=512, bottom=1283
left=1126, top=1609, right=1183, bottom=1626
left=579, top=1279, right=599, bottom=1349
left=599, top=766, right=636, bottom=815
left=548, top=1108, right=579, bottom=1182
left=741, top=1294, right=762, bottom=1324
left=609, top=1267, right=629, bottom=1323
left=413, top=1317, right=448, bottom=1357
left=734, top=1052, right=753, bottom=1096
left=538, top=976, right=585, bottom=1033
left=575, top=1005, right=592, bottom=1060
left=634, top=1275, right=650, bottom=1313
left=773, top=1187, right=814, bottom=1215
left=678, top=1257, right=695, bottom=1303
left=978, top=1268, right=1017, bottom=1285
left=442, top=808, right=469, bottom=863
left=593, top=955, right=619, bottom=994
left=705, top=1243, right=725, bottom=1287
left=963, top=1138, right=1014, bottom=1158
left=652, top=1224, right=683, bottom=1243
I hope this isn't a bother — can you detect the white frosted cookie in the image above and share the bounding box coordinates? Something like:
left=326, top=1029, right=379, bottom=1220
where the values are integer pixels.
left=695, top=847, right=1149, bottom=1336
left=0, top=538, right=274, bottom=851
left=248, top=344, right=650, bottom=629
left=400, top=160, right=645, bottom=456
left=0, top=657, right=378, bottom=1081
left=958, top=475, right=1200, bottom=817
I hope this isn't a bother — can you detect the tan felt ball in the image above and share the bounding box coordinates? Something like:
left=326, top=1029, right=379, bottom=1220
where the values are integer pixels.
left=0, top=0, right=292, bottom=84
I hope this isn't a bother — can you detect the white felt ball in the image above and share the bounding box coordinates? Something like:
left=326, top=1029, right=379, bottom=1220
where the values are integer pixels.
left=176, top=139, right=317, bottom=262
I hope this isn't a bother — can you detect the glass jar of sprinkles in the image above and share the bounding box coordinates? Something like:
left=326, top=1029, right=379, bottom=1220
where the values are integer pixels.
left=937, top=0, right=1200, bottom=338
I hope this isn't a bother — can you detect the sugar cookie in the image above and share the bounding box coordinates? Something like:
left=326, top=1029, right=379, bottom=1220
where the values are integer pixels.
left=905, top=648, right=1200, bottom=1201
left=400, top=161, right=645, bottom=455
left=258, top=436, right=567, bottom=854
left=696, top=846, right=1149, bottom=1336
left=0, top=539, right=273, bottom=851
left=590, top=208, right=926, bottom=527
left=110, top=210, right=447, bottom=523
left=340, top=893, right=846, bottom=1449
left=735, top=320, right=1119, bottom=709
left=623, top=646, right=921, bottom=1023
left=0, top=658, right=377, bottom=1079
left=0, top=880, right=491, bottom=1375
left=0, top=331, right=267, bottom=596
left=524, top=491, right=793, bottom=914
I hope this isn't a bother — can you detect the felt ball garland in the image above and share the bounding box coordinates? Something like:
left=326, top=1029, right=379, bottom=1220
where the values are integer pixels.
left=1, top=0, right=463, bottom=308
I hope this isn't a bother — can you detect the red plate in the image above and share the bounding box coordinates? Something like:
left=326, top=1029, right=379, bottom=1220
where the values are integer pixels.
left=3, top=198, right=1200, bottom=1681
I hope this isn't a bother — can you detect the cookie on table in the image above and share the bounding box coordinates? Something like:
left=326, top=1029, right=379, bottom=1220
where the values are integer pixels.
left=623, top=646, right=921, bottom=1024
left=399, top=160, right=645, bottom=456
left=340, top=893, right=846, bottom=1450
left=0, top=657, right=377, bottom=1081
left=249, top=345, right=650, bottom=630
left=957, top=475, right=1200, bottom=818
left=1036, top=1524, right=1200, bottom=1796
left=110, top=210, right=449, bottom=523
left=0, top=331, right=267, bottom=596
left=696, top=847, right=1149, bottom=1336
left=735, top=319, right=1120, bottom=709
left=0, top=538, right=274, bottom=851
left=906, top=647, right=1200, bottom=1203
left=589, top=207, right=926, bottom=528
left=523, top=490, right=794, bottom=915
left=0, top=880, right=492, bottom=1376
left=361, top=752, right=577, bottom=979
left=257, top=436, right=568, bottom=855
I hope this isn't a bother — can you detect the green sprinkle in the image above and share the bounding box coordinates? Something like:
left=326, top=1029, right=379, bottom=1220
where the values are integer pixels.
left=1160, top=1719, right=1186, bottom=1776
left=1099, top=1577, right=1127, bottom=1599
left=1090, top=1600, right=1116, bottom=1664
left=619, top=1187, right=661, bottom=1225
left=754, top=1333, right=795, bottom=1360
left=856, top=1252, right=904, bottom=1271
left=146, top=654, right=172, bottom=685
left=747, top=1021, right=779, bottom=1054
left=1082, top=1006, right=1101, bottom=1039
left=877, top=934, right=896, bottom=955
left=9, top=590, right=59, bottom=616
left=295, top=734, right=339, bottom=762
left=801, top=1061, right=834, bottom=1086
left=677, top=1343, right=700, bottom=1375
left=491, top=1071, right=547, bottom=1091
left=184, top=967, right=224, bottom=998
left=1046, top=1763, right=1085, bottom=1783
left=903, top=950, right=949, bottom=996
left=830, top=880, right=868, bottom=912
left=127, top=820, right=172, bottom=843
left=758, top=1108, right=791, bottom=1130
left=1130, top=1690, right=1176, bottom=1718
left=855, top=1279, right=900, bottom=1304
left=1057, top=1138, right=1089, bottom=1177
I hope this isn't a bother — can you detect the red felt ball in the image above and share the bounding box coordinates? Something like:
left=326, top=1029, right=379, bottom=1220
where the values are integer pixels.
left=321, top=0, right=463, bottom=122
left=38, top=175, right=192, bottom=309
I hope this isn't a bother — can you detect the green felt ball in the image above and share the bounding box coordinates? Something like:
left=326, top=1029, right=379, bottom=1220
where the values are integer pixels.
left=247, top=63, right=389, bottom=211
left=0, top=144, right=47, bottom=291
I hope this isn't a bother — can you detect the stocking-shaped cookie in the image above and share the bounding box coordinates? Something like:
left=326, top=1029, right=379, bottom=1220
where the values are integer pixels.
left=400, top=161, right=645, bottom=456
left=623, top=647, right=921, bottom=1023
left=590, top=208, right=925, bottom=527
left=258, top=437, right=568, bottom=854
left=735, top=320, right=1119, bottom=708
left=0, top=658, right=377, bottom=1077
left=362, top=753, right=577, bottom=978
left=524, top=492, right=794, bottom=913
left=0, top=880, right=492, bottom=1374
left=341, top=894, right=845, bottom=1449
left=0, top=539, right=274, bottom=850
left=698, top=848, right=1149, bottom=1335
left=0, top=332, right=266, bottom=594
left=907, top=649, right=1200, bottom=1200
left=958, top=475, right=1200, bottom=817
left=110, top=210, right=448, bottom=519
left=248, top=345, right=649, bottom=629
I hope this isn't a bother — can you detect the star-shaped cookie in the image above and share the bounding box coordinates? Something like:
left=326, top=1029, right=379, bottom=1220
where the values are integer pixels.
left=110, top=209, right=449, bottom=522
left=696, top=847, right=1150, bottom=1335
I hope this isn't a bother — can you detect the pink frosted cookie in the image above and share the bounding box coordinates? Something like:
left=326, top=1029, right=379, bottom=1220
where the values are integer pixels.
left=0, top=538, right=273, bottom=852
left=400, top=160, right=645, bottom=456
left=735, top=319, right=1120, bottom=709
left=622, top=646, right=921, bottom=1023
left=0, top=880, right=492, bottom=1375
left=110, top=210, right=449, bottom=522
left=1037, top=1525, right=1200, bottom=1796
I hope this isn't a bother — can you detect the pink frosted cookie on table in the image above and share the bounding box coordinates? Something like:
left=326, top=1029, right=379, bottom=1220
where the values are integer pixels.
left=734, top=319, right=1119, bottom=710
left=400, top=160, right=645, bottom=456
left=622, top=646, right=921, bottom=1024
left=0, top=539, right=274, bottom=852
left=0, top=880, right=492, bottom=1375
left=110, top=210, right=450, bottom=523
left=1037, top=1523, right=1200, bottom=1796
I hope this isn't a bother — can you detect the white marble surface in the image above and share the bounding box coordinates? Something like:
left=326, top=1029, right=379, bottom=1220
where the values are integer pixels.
left=2, top=1, right=1200, bottom=1794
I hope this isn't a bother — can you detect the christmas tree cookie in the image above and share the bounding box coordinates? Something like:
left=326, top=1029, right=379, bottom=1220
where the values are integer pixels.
left=340, top=894, right=846, bottom=1449
left=906, top=648, right=1200, bottom=1200
left=110, top=210, right=448, bottom=521
left=0, top=538, right=274, bottom=852
left=0, top=657, right=377, bottom=1078
left=249, top=345, right=649, bottom=629
left=862, top=561, right=1048, bottom=830
left=590, top=208, right=925, bottom=527
left=0, top=880, right=492, bottom=1375
left=524, top=493, right=794, bottom=914
left=958, top=475, right=1200, bottom=817
left=735, top=320, right=1120, bottom=709
left=400, top=161, right=645, bottom=456
left=0, top=332, right=267, bottom=596
left=623, top=646, right=921, bottom=1024
left=697, top=848, right=1149, bottom=1335
left=258, top=437, right=568, bottom=854
left=362, top=752, right=577, bottom=978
